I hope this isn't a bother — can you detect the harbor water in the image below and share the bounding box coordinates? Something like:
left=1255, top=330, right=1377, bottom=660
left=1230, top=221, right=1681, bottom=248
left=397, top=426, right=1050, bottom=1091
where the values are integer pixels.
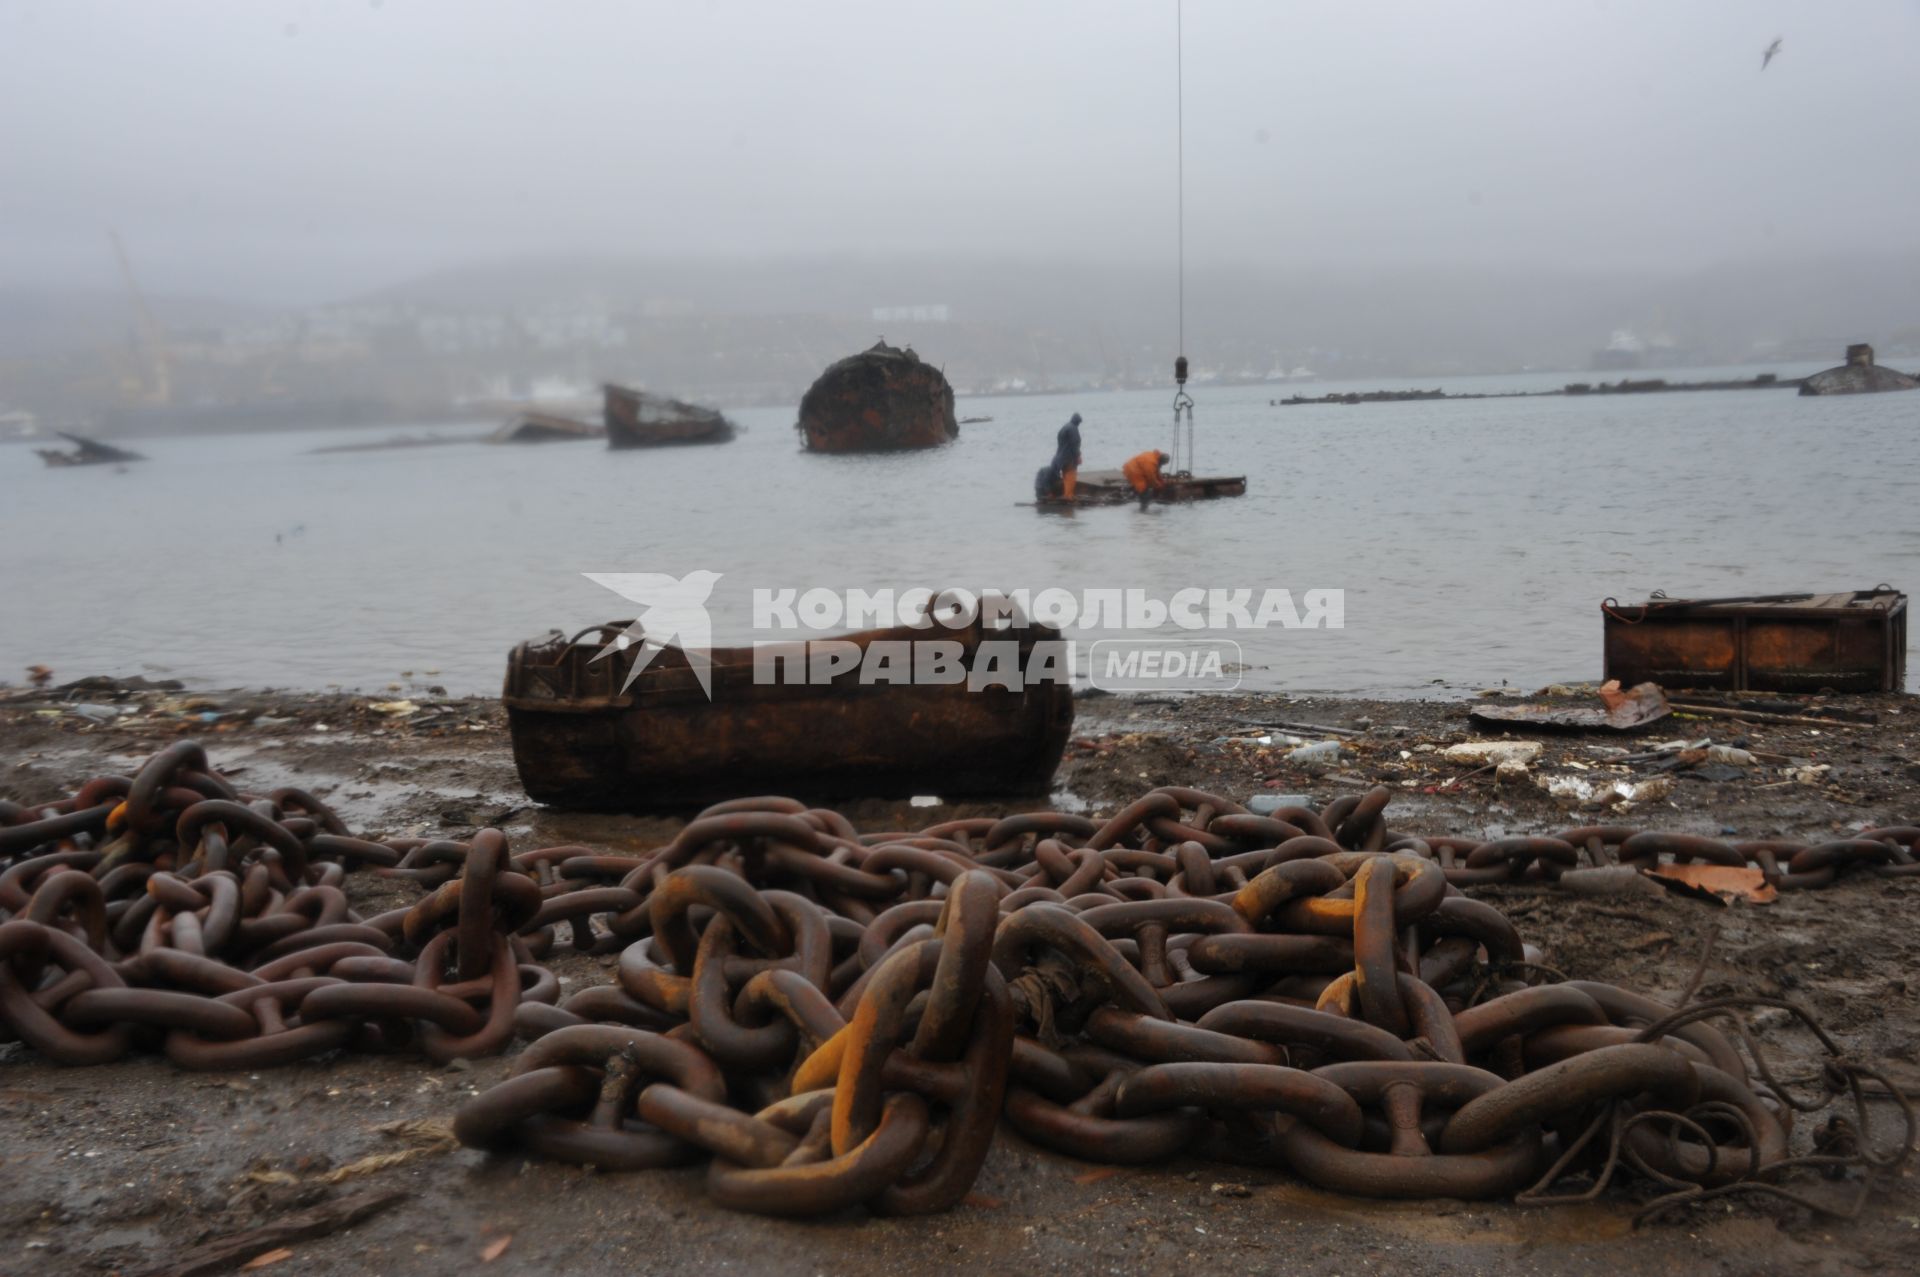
left=3, top=363, right=1915, bottom=697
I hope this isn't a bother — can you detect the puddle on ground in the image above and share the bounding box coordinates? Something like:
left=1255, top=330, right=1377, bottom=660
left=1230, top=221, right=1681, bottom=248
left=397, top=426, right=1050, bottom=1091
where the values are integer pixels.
left=1047, top=786, right=1097, bottom=814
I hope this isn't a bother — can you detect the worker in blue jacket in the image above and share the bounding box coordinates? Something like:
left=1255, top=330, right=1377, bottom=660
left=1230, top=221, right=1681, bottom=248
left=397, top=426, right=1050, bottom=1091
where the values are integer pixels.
left=1051, top=413, right=1083, bottom=500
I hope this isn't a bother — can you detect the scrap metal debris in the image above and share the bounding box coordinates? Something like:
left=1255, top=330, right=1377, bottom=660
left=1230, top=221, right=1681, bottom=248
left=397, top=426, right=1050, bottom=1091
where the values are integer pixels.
left=1470, top=680, right=1671, bottom=734
left=2, top=743, right=1917, bottom=1224
left=1645, top=863, right=1779, bottom=905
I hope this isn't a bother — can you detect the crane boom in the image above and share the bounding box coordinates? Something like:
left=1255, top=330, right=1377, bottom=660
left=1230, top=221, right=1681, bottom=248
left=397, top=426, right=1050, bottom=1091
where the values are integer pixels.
left=109, top=230, right=171, bottom=406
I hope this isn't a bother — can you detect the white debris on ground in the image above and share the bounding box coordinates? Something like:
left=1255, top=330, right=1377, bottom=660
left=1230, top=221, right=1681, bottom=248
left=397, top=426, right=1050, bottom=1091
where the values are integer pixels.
left=1442, top=741, right=1543, bottom=767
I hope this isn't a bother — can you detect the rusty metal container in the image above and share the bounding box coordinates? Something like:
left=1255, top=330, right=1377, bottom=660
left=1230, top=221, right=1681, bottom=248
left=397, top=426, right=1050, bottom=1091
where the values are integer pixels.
left=1602, top=589, right=1907, bottom=693
left=504, top=617, right=1074, bottom=809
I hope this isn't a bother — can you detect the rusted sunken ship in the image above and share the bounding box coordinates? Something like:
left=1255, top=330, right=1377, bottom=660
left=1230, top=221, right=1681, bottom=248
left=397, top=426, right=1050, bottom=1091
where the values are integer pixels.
left=504, top=606, right=1072, bottom=809
left=604, top=383, right=736, bottom=448
left=1799, top=343, right=1917, bottom=396
left=796, top=341, right=958, bottom=452
left=489, top=410, right=603, bottom=444
left=35, top=432, right=145, bottom=468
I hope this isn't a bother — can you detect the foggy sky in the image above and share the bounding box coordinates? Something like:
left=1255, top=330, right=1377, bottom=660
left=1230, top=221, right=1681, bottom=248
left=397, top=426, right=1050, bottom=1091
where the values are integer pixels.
left=5, top=0, right=1918, bottom=306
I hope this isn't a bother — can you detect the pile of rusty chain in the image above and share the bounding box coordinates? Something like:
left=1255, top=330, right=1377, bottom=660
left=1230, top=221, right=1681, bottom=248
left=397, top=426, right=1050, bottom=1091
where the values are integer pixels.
left=2, top=745, right=1913, bottom=1220
left=0, top=742, right=553, bottom=1068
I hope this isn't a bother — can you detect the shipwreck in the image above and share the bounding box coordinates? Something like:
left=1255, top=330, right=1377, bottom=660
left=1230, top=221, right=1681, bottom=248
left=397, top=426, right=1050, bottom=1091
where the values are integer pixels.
left=796, top=341, right=958, bottom=453
left=489, top=410, right=604, bottom=444
left=603, top=384, right=736, bottom=448
left=1799, top=344, right=1917, bottom=396
left=35, top=432, right=145, bottom=468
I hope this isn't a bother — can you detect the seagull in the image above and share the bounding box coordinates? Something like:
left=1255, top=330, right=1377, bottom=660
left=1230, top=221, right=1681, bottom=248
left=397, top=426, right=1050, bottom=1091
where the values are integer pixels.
left=582, top=570, right=723, bottom=697
left=1761, top=37, right=1782, bottom=70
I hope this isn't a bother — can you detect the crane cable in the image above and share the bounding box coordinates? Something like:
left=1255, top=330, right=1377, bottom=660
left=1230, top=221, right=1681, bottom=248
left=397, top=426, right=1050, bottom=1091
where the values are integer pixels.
left=1171, top=0, right=1195, bottom=477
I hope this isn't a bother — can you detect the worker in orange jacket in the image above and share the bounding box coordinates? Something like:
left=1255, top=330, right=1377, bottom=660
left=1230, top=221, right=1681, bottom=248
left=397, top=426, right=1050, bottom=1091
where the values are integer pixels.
left=1121, top=449, right=1171, bottom=509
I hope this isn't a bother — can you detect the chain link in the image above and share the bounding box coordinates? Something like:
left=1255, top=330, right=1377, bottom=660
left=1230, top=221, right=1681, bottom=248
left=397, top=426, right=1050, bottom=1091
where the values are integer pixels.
left=2, top=743, right=1914, bottom=1218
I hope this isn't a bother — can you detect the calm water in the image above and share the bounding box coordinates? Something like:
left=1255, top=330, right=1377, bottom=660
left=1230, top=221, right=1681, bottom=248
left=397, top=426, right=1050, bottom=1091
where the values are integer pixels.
left=4, top=363, right=1916, bottom=697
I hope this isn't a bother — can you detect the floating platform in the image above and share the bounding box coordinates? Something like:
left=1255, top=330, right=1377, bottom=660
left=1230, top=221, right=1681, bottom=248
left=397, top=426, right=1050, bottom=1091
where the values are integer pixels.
left=1031, top=469, right=1247, bottom=507
left=1602, top=589, right=1907, bottom=693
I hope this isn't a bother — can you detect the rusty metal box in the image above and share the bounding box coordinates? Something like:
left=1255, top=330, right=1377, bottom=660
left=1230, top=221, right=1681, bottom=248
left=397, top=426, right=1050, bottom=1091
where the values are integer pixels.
left=1602, top=589, right=1907, bottom=693
left=503, top=617, right=1074, bottom=809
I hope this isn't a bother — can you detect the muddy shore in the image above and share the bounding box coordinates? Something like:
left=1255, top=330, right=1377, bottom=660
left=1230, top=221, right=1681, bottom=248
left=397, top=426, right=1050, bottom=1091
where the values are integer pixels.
left=3, top=679, right=1917, bottom=1276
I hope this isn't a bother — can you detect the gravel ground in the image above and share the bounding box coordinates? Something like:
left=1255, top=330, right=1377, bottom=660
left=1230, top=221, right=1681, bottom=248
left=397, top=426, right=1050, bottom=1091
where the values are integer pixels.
left=2, top=680, right=1917, bottom=1276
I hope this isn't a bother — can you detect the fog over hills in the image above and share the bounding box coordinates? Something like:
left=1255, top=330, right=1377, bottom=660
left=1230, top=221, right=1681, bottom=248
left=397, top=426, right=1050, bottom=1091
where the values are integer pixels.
left=392, top=249, right=1920, bottom=373
left=5, top=249, right=1914, bottom=403
left=6, top=2, right=1918, bottom=422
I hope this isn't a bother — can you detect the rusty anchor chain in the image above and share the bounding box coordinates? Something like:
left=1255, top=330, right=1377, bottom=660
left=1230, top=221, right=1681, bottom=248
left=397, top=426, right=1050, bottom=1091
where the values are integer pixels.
left=1, top=741, right=1914, bottom=1221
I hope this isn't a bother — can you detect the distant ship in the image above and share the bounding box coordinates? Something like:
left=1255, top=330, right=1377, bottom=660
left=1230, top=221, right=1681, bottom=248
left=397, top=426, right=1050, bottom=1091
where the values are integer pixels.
left=1590, top=328, right=1646, bottom=372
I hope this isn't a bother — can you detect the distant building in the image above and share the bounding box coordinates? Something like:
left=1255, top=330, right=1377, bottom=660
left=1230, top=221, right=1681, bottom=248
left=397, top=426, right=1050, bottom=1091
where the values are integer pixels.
left=0, top=407, right=39, bottom=440
left=418, top=314, right=509, bottom=353
left=522, top=308, right=625, bottom=350
left=1591, top=328, right=1645, bottom=372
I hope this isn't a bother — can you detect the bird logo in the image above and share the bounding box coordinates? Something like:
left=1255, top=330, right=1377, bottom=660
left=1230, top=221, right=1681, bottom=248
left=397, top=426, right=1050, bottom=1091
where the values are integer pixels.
left=581, top=569, right=723, bottom=698
left=1761, top=37, right=1782, bottom=71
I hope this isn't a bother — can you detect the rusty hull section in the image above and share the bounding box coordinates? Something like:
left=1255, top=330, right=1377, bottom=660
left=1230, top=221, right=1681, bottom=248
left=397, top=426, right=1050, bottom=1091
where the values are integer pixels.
left=603, top=384, right=736, bottom=448
left=504, top=620, right=1073, bottom=809
left=489, top=411, right=604, bottom=444
left=796, top=341, right=957, bottom=453
left=1603, top=589, right=1907, bottom=692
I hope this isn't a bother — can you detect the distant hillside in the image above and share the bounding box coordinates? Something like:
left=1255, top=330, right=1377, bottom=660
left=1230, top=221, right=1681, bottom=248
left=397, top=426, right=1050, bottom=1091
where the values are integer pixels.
left=7, top=250, right=1916, bottom=424
left=353, top=250, right=1920, bottom=375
